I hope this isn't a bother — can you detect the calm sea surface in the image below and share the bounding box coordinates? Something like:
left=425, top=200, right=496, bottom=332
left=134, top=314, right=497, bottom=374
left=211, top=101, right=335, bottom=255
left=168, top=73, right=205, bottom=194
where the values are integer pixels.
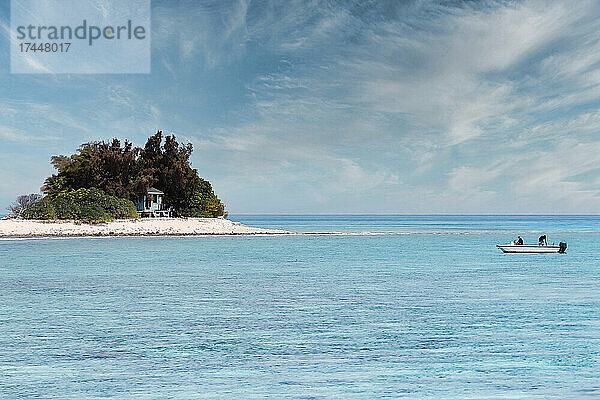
left=1, top=215, right=599, bottom=399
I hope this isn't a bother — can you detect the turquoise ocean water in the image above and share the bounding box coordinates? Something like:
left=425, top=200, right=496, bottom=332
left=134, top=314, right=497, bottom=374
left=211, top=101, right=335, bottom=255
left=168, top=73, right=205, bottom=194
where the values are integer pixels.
left=1, top=215, right=599, bottom=398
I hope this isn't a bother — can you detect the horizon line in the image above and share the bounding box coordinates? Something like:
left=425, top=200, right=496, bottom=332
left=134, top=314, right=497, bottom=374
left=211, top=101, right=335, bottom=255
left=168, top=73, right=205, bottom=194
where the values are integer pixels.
left=228, top=213, right=600, bottom=216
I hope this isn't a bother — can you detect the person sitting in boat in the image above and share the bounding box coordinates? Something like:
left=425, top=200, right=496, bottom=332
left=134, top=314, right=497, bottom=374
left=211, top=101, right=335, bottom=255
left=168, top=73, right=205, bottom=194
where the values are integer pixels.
left=516, top=236, right=523, bottom=245
left=538, top=235, right=547, bottom=246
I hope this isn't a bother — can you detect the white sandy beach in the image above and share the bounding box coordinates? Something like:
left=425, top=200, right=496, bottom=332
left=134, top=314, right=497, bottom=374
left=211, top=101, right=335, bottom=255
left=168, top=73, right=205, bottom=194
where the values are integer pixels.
left=0, top=218, right=289, bottom=237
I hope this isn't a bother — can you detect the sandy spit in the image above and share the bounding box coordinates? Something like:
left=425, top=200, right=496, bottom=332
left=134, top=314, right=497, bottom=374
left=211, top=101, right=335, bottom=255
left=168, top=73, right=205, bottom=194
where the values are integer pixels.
left=0, top=218, right=291, bottom=237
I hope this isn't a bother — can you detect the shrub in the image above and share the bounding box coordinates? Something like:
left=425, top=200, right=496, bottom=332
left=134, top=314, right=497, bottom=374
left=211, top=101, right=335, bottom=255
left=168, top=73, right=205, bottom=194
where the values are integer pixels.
left=21, top=199, right=56, bottom=220
left=21, top=188, right=138, bottom=222
left=115, top=198, right=139, bottom=219
left=51, top=196, right=80, bottom=219
left=77, top=204, right=110, bottom=222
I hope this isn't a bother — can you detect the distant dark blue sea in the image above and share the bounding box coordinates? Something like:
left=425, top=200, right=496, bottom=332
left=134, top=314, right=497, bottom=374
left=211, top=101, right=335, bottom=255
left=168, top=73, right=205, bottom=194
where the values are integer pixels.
left=1, top=215, right=599, bottom=398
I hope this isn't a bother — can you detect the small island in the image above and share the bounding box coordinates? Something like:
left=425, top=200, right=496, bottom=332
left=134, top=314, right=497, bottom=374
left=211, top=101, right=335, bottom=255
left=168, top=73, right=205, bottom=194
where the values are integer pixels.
left=1, top=131, right=288, bottom=236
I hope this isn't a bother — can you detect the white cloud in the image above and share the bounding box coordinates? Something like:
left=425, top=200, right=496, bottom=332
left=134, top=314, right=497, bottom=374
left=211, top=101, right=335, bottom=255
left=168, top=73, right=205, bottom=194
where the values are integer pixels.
left=447, top=166, right=501, bottom=192
left=216, top=0, right=600, bottom=211
left=153, top=0, right=250, bottom=67
left=4, top=0, right=600, bottom=213
left=0, top=126, right=28, bottom=142
left=0, top=124, right=58, bottom=143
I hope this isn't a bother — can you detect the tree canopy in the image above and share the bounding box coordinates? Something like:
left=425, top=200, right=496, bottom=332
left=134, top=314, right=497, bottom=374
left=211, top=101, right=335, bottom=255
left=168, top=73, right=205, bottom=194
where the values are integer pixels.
left=41, top=131, right=226, bottom=217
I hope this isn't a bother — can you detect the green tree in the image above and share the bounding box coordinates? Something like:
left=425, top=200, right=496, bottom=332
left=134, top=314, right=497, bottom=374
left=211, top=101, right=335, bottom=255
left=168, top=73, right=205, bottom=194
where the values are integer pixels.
left=39, top=131, right=226, bottom=217
left=42, top=139, right=152, bottom=201
left=139, top=131, right=198, bottom=212
left=182, top=178, right=227, bottom=218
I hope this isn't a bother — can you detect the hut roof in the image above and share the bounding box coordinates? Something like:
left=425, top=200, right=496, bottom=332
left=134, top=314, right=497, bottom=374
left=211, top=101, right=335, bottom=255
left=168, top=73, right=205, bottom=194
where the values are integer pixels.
left=147, top=187, right=164, bottom=195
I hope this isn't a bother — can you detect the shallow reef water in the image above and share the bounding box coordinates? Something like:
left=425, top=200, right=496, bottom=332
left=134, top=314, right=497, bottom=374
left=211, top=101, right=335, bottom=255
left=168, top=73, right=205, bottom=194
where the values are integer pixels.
left=1, top=215, right=599, bottom=398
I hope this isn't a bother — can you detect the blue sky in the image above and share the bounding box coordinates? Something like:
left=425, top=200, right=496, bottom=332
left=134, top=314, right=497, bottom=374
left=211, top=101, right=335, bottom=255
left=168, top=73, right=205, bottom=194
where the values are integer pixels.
left=1, top=0, right=600, bottom=213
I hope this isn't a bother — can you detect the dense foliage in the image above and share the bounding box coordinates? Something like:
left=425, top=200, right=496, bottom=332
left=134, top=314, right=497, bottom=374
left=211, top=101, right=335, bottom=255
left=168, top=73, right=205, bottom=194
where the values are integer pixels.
left=182, top=179, right=227, bottom=218
left=41, top=131, right=226, bottom=217
left=22, top=188, right=138, bottom=222
left=42, top=139, right=149, bottom=200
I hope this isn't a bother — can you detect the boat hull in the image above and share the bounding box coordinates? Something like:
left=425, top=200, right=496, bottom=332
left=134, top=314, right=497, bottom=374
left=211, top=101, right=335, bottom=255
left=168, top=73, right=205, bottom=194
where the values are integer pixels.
left=496, top=244, right=566, bottom=253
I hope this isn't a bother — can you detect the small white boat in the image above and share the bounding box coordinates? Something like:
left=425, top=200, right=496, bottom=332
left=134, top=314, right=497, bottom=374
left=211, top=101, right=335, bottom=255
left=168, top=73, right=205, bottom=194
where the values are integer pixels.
left=497, top=242, right=567, bottom=253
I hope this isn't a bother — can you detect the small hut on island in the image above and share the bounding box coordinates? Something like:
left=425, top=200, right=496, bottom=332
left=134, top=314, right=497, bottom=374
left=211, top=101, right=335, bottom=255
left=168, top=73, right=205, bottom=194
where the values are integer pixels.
left=137, top=187, right=172, bottom=217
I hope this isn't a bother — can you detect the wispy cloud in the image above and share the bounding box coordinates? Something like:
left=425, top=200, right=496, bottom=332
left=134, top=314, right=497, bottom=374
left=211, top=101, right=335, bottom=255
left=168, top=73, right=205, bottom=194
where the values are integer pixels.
left=0, top=124, right=60, bottom=143
left=153, top=0, right=250, bottom=67
left=3, top=0, right=600, bottom=212
left=207, top=0, right=600, bottom=212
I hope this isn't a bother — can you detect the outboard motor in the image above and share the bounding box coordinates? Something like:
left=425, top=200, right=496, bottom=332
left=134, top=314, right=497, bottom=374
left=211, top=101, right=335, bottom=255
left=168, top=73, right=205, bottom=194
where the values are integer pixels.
left=559, top=242, right=567, bottom=253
